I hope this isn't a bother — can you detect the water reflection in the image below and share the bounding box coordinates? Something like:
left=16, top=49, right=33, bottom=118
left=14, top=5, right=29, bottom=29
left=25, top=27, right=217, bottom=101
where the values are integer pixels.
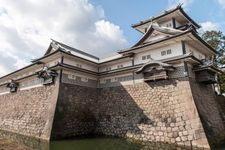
left=50, top=137, right=143, bottom=150
left=0, top=130, right=224, bottom=150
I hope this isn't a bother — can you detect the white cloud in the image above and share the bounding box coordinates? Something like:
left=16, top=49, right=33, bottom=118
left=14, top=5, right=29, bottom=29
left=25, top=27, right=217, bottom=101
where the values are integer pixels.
left=0, top=0, right=128, bottom=76
left=0, top=65, right=10, bottom=77
left=13, top=59, right=29, bottom=70
left=199, top=21, right=219, bottom=32
left=218, top=0, right=225, bottom=8
left=168, top=0, right=193, bottom=9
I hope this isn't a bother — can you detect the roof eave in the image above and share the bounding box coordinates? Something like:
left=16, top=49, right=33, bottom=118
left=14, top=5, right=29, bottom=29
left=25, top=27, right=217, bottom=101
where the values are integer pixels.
left=131, top=6, right=200, bottom=29
left=191, top=31, right=218, bottom=55
left=118, top=29, right=193, bottom=54
left=179, top=7, right=201, bottom=29
left=131, top=6, right=181, bottom=28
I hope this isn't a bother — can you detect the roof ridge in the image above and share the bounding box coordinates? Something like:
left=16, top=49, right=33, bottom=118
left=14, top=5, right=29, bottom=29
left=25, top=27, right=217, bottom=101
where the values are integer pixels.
left=131, top=5, right=181, bottom=28
left=51, top=39, right=99, bottom=60
left=131, top=5, right=200, bottom=29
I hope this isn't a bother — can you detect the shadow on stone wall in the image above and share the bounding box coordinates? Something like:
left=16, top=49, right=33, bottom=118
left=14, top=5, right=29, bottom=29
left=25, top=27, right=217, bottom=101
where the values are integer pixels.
left=215, top=95, right=225, bottom=122
left=189, top=79, right=225, bottom=147
left=95, top=83, right=154, bottom=137
left=50, top=78, right=213, bottom=149
left=50, top=82, right=153, bottom=140
left=50, top=83, right=98, bottom=139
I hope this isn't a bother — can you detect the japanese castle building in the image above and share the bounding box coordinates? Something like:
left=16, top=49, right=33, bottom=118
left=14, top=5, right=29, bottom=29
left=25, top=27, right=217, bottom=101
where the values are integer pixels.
left=0, top=5, right=224, bottom=149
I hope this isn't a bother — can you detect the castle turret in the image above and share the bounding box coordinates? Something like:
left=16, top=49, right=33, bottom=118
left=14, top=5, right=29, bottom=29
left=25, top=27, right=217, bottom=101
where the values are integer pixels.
left=132, top=5, right=200, bottom=34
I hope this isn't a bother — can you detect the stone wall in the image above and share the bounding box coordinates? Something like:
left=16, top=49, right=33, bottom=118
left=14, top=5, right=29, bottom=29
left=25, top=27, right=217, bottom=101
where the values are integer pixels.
left=51, top=83, right=98, bottom=139
left=96, top=78, right=210, bottom=149
left=0, top=82, right=59, bottom=140
left=189, top=79, right=225, bottom=146
left=51, top=77, right=211, bottom=148
left=0, top=68, right=223, bottom=149
left=215, top=95, right=225, bottom=122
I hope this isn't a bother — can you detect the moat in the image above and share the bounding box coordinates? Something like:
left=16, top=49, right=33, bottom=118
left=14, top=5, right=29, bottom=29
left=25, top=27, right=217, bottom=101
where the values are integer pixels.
left=1, top=137, right=225, bottom=150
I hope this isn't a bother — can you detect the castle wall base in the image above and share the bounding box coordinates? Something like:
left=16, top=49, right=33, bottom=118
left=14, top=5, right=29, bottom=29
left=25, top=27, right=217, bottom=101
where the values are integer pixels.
left=0, top=83, right=59, bottom=140
left=50, top=78, right=218, bottom=149
left=0, top=77, right=224, bottom=149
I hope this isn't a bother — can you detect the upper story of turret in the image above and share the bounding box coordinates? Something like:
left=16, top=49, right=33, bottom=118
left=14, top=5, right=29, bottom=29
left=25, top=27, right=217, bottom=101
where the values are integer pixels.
left=132, top=5, right=200, bottom=34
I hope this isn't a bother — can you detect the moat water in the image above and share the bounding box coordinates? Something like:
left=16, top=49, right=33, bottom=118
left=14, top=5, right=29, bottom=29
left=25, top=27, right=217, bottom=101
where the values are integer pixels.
left=51, top=138, right=225, bottom=150
left=51, top=137, right=143, bottom=150
left=1, top=137, right=225, bottom=150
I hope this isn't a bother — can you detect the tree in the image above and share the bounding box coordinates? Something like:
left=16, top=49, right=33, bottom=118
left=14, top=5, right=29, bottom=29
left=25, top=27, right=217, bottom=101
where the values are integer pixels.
left=201, top=30, right=225, bottom=93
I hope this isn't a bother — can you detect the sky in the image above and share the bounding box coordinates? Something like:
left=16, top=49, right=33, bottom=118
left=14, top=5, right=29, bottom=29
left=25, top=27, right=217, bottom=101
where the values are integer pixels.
left=0, top=0, right=225, bottom=76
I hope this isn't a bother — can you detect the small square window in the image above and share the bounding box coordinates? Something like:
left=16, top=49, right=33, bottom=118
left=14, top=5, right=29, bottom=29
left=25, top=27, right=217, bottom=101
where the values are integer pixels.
left=117, top=64, right=123, bottom=69
left=142, top=56, right=146, bottom=60
left=167, top=49, right=172, bottom=54
left=161, top=51, right=166, bottom=56
left=68, top=74, right=76, bottom=80
left=147, top=55, right=151, bottom=59
left=76, top=64, right=82, bottom=68
left=100, top=79, right=106, bottom=84
left=81, top=77, right=88, bottom=82
left=106, top=67, right=111, bottom=71
left=111, top=77, right=118, bottom=82
left=166, top=23, right=172, bottom=27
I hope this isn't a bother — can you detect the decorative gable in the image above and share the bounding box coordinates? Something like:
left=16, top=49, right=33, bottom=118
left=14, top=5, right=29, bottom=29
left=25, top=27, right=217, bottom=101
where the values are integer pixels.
left=136, top=59, right=174, bottom=81
left=133, top=23, right=185, bottom=47
left=6, top=80, right=19, bottom=93
left=37, top=67, right=58, bottom=85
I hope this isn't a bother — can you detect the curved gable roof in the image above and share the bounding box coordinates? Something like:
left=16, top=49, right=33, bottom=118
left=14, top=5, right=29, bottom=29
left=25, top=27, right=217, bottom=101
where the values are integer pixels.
left=133, top=23, right=185, bottom=47
left=136, top=59, right=174, bottom=74
left=132, top=5, right=200, bottom=33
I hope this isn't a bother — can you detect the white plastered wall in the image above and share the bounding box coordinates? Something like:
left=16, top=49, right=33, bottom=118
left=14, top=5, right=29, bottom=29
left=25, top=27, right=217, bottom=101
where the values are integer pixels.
left=99, top=60, right=132, bottom=72
left=134, top=42, right=183, bottom=65
left=63, top=57, right=98, bottom=72
left=186, top=44, right=205, bottom=60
